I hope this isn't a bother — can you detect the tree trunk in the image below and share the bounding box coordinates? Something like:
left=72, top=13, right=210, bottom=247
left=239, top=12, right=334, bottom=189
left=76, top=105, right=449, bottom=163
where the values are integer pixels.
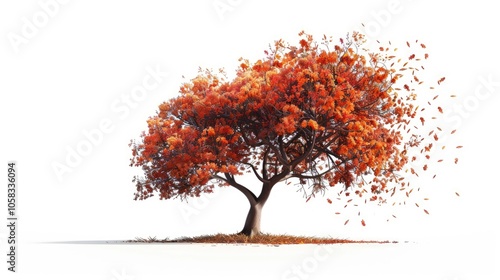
left=239, top=184, right=273, bottom=238
left=240, top=202, right=263, bottom=238
left=222, top=173, right=279, bottom=238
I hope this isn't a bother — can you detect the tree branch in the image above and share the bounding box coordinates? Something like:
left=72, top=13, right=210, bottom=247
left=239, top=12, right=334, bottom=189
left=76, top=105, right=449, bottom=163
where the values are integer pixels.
left=223, top=173, right=258, bottom=205
left=262, top=147, right=270, bottom=181
left=291, top=165, right=337, bottom=180
left=289, top=133, right=317, bottom=167
left=238, top=160, right=270, bottom=184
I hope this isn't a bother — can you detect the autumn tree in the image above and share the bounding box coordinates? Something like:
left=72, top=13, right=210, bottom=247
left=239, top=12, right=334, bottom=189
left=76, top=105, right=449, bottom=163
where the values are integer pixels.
left=129, top=31, right=445, bottom=237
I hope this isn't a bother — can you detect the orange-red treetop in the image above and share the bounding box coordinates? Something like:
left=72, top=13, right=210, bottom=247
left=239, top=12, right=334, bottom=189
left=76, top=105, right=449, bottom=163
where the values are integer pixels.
left=130, top=31, right=442, bottom=203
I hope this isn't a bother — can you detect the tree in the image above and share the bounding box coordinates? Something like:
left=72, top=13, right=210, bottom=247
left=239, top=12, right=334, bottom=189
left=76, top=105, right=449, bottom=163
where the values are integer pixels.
left=129, top=31, right=445, bottom=237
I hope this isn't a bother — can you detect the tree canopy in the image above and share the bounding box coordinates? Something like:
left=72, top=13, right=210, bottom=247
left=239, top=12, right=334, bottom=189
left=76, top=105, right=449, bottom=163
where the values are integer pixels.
left=129, top=31, right=450, bottom=234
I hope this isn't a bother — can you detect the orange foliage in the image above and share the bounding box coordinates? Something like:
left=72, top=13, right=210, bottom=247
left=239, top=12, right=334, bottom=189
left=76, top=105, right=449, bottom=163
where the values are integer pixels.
left=129, top=31, right=451, bottom=211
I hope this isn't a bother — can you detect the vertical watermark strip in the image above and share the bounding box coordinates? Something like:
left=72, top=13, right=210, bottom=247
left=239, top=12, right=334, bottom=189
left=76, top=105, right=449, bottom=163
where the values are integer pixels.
left=6, top=161, right=18, bottom=272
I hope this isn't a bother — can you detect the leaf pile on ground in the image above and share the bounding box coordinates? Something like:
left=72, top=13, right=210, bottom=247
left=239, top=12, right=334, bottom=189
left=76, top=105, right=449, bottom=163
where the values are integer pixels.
left=131, top=233, right=394, bottom=244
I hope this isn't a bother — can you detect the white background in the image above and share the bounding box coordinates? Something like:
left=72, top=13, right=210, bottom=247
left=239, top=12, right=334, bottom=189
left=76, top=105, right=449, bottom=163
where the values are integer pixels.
left=1, top=0, right=499, bottom=279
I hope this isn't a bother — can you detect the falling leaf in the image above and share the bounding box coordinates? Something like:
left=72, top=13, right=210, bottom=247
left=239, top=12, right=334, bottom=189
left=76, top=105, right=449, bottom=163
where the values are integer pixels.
left=344, top=219, right=349, bottom=225
left=361, top=219, right=366, bottom=226
left=456, top=145, right=463, bottom=149
left=437, top=77, right=446, bottom=84
left=424, top=209, right=429, bottom=214
left=327, top=198, right=332, bottom=204
left=455, top=192, right=460, bottom=197
left=420, top=43, right=426, bottom=48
